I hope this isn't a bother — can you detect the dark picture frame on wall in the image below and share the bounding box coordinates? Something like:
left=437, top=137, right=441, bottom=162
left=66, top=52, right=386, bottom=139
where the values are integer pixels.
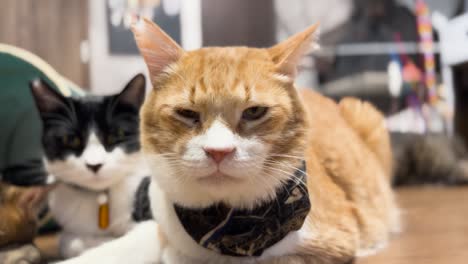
left=106, top=0, right=182, bottom=55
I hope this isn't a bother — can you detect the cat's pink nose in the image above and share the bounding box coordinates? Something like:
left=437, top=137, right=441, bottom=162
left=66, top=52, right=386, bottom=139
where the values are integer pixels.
left=204, top=147, right=236, bottom=163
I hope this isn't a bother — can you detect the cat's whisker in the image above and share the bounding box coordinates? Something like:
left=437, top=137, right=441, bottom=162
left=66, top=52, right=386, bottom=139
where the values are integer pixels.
left=261, top=166, right=297, bottom=189
left=252, top=163, right=291, bottom=194
left=264, top=159, right=309, bottom=179
left=152, top=152, right=178, bottom=158
left=243, top=153, right=308, bottom=193
left=263, top=156, right=307, bottom=172
left=261, top=163, right=308, bottom=194
left=261, top=169, right=293, bottom=203
left=269, top=154, right=305, bottom=160
left=266, top=165, right=309, bottom=192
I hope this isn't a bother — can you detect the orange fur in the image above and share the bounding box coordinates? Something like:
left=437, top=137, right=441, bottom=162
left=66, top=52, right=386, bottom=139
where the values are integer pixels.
left=338, top=97, right=393, bottom=178
left=297, top=90, right=399, bottom=262
left=0, top=182, right=42, bottom=247
left=134, top=18, right=399, bottom=263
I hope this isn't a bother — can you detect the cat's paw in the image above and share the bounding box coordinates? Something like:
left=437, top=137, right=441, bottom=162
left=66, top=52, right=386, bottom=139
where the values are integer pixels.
left=356, top=241, right=388, bottom=257
left=60, top=237, right=85, bottom=259
left=0, top=244, right=41, bottom=264
left=68, top=238, right=85, bottom=255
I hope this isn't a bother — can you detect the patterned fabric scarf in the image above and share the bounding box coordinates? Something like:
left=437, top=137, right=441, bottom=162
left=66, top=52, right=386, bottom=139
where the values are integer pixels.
left=174, top=161, right=310, bottom=257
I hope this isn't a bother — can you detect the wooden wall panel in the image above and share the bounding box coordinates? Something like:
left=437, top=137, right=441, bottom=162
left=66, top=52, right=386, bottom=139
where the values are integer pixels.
left=0, top=0, right=89, bottom=88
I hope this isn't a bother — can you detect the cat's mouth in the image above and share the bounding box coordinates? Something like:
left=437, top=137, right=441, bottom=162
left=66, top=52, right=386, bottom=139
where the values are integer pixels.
left=197, top=171, right=242, bottom=185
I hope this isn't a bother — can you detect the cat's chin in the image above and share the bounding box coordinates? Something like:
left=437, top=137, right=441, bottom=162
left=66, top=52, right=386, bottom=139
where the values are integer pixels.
left=77, top=179, right=119, bottom=191
left=145, top=154, right=287, bottom=209
left=156, top=173, right=284, bottom=210
left=47, top=165, right=126, bottom=191
left=57, top=176, right=121, bottom=191
left=196, top=172, right=243, bottom=185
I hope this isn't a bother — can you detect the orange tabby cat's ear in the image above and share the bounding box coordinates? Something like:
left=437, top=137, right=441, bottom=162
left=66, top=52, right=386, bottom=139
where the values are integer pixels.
left=268, top=23, right=319, bottom=79
left=131, top=17, right=184, bottom=85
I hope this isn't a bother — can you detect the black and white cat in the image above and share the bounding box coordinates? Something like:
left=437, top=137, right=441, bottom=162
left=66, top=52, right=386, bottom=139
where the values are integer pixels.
left=30, top=74, right=152, bottom=258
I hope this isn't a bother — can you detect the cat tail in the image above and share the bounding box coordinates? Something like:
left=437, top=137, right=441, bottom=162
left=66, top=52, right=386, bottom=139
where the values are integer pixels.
left=338, top=97, right=393, bottom=179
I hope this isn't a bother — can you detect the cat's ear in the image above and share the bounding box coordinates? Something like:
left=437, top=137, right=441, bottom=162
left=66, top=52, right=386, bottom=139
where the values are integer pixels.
left=117, top=73, right=146, bottom=109
left=131, top=17, right=184, bottom=85
left=268, top=23, right=319, bottom=79
left=30, top=79, right=68, bottom=115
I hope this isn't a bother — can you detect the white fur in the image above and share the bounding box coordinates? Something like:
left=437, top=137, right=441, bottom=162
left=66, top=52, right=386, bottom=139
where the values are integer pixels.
left=194, top=120, right=237, bottom=150
left=356, top=242, right=388, bottom=257
left=272, top=73, right=292, bottom=84
left=149, top=120, right=288, bottom=209
left=46, top=133, right=150, bottom=258
left=81, top=133, right=107, bottom=166
left=58, top=221, right=162, bottom=264
left=59, top=120, right=304, bottom=263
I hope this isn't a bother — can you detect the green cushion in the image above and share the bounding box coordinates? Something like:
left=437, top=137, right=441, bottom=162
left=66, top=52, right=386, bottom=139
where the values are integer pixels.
left=0, top=44, right=85, bottom=186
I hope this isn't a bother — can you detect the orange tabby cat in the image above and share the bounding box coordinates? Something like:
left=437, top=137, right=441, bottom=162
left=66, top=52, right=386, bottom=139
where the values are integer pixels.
left=61, top=18, right=399, bottom=264
left=0, top=182, right=48, bottom=264
left=0, top=183, right=42, bottom=247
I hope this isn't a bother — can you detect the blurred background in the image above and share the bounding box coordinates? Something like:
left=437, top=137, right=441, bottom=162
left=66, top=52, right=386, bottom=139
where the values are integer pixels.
left=1, top=0, right=468, bottom=139
left=1, top=1, right=468, bottom=262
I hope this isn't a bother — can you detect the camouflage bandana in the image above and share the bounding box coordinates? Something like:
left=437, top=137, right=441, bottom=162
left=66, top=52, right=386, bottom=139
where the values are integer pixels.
left=174, top=161, right=310, bottom=257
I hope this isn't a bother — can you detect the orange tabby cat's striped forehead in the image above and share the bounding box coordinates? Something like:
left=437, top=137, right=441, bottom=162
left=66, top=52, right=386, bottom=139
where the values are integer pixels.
left=156, top=46, right=293, bottom=126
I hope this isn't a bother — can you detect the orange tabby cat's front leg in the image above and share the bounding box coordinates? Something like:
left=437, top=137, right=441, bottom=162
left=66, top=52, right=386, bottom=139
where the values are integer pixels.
left=292, top=150, right=359, bottom=264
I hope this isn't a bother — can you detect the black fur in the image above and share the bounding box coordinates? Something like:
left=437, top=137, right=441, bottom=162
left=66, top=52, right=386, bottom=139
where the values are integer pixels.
left=30, top=75, right=146, bottom=161
left=132, top=176, right=153, bottom=222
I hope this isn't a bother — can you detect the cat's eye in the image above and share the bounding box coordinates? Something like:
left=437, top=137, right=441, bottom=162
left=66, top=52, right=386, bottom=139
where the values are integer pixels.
left=108, top=135, right=116, bottom=145
left=107, top=128, right=127, bottom=145
left=62, top=135, right=81, bottom=148
left=242, top=106, right=269, bottom=121
left=175, top=108, right=201, bottom=126
left=117, top=128, right=126, bottom=139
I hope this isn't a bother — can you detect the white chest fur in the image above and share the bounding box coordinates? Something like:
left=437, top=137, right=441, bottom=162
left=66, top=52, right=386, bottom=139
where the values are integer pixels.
left=49, top=173, right=146, bottom=237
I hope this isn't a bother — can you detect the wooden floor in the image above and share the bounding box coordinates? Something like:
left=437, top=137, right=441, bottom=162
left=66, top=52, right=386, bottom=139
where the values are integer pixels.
left=36, top=187, right=468, bottom=263
left=357, top=186, right=468, bottom=264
